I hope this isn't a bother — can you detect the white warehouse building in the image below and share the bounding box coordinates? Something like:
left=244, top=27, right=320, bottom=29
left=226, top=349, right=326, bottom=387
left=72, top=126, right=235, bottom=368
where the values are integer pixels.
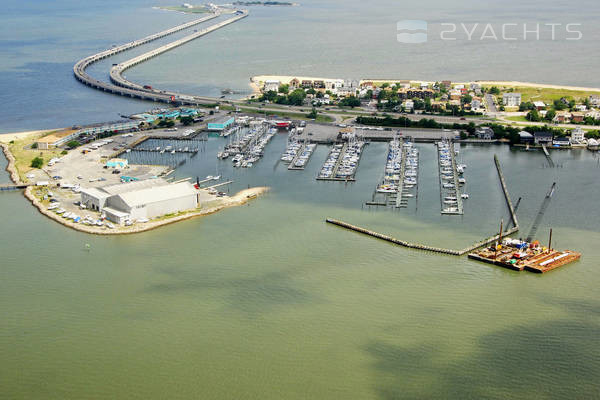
left=80, top=179, right=199, bottom=224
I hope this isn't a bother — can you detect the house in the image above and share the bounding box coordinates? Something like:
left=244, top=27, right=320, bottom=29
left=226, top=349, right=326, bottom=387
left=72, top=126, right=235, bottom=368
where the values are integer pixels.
left=263, top=80, right=280, bottom=92
left=454, top=84, right=465, bottom=90
left=589, top=95, right=600, bottom=107
left=449, top=90, right=462, bottom=101
left=397, top=80, right=411, bottom=89
left=571, top=127, right=585, bottom=143
left=571, top=112, right=585, bottom=123
left=289, top=78, right=300, bottom=89
left=574, top=104, right=587, bottom=112
left=585, top=110, right=600, bottom=120
left=313, top=80, right=326, bottom=89
left=518, top=131, right=534, bottom=143
left=397, top=88, right=434, bottom=99
left=207, top=116, right=235, bottom=131
left=301, top=80, right=313, bottom=88
left=475, top=127, right=495, bottom=140
left=552, top=136, right=571, bottom=147
left=441, top=80, right=452, bottom=89
left=403, top=100, right=414, bottom=112
left=471, top=99, right=482, bottom=110
left=470, top=83, right=481, bottom=91
left=420, top=82, right=429, bottom=89
left=553, top=111, right=571, bottom=123
left=533, top=101, right=546, bottom=110
left=360, top=81, right=374, bottom=89
left=502, top=93, right=522, bottom=107
left=534, top=131, right=553, bottom=145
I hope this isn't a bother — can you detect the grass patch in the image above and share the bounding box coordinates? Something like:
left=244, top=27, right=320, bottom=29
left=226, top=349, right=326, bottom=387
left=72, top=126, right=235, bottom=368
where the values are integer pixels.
left=7, top=132, right=64, bottom=181
left=505, top=115, right=529, bottom=122
left=238, top=107, right=334, bottom=123
left=483, top=85, right=600, bottom=103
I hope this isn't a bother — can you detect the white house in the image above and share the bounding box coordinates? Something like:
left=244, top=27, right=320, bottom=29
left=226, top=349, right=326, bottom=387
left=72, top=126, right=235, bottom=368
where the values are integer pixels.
left=571, top=127, right=585, bottom=143
left=503, top=93, right=522, bottom=107
left=263, top=80, right=280, bottom=92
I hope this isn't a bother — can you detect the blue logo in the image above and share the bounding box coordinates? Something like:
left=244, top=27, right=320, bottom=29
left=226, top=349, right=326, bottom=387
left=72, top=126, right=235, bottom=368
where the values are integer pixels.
left=397, top=20, right=428, bottom=43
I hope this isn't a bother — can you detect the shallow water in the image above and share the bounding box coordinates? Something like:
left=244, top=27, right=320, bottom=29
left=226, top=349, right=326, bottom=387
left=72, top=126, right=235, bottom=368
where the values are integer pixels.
left=1, top=1, right=599, bottom=398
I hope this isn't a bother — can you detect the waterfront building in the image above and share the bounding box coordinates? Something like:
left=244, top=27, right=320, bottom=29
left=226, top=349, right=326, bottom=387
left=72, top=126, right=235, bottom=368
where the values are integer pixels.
left=589, top=94, right=600, bottom=107
left=207, top=116, right=235, bottom=131
left=533, top=101, right=546, bottom=110
left=80, top=178, right=198, bottom=224
left=518, top=131, right=534, bottom=143
left=263, top=80, right=280, bottom=92
left=534, top=131, right=553, bottom=145
left=475, top=127, right=495, bottom=140
left=553, top=136, right=571, bottom=147
left=571, top=127, right=585, bottom=143
left=502, top=93, right=522, bottom=107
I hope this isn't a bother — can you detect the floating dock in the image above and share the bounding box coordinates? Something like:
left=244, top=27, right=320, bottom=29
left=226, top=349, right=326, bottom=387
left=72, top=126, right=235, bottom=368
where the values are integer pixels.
left=437, top=141, right=464, bottom=215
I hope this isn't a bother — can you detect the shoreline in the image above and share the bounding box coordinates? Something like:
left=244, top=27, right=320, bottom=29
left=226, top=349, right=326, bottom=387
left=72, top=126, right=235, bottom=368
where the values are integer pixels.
left=1, top=139, right=268, bottom=235
left=250, top=75, right=600, bottom=93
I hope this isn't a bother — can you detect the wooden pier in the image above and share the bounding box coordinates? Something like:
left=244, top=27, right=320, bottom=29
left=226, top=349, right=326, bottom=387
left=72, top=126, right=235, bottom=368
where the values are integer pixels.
left=437, top=141, right=464, bottom=215
left=288, top=142, right=307, bottom=170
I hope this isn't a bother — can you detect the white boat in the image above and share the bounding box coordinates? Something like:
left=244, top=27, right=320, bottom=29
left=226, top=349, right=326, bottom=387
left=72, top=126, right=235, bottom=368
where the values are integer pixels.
left=461, top=193, right=469, bottom=199
left=137, top=218, right=149, bottom=223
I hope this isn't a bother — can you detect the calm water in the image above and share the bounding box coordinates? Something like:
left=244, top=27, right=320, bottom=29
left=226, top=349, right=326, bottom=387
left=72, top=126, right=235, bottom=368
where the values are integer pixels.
left=1, top=1, right=600, bottom=399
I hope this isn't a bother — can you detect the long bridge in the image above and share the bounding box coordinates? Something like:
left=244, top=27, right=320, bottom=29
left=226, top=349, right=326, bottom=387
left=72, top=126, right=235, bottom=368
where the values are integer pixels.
left=73, top=10, right=248, bottom=106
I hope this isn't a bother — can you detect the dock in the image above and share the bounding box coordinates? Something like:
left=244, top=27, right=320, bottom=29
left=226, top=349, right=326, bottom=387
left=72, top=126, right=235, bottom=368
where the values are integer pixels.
left=0, top=183, right=34, bottom=191
left=541, top=144, right=555, bottom=167
left=437, top=141, right=463, bottom=215
left=317, top=143, right=348, bottom=181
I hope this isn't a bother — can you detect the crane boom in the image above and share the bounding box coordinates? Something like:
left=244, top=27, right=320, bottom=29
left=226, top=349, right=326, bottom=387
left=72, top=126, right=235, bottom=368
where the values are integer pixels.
left=526, top=183, right=556, bottom=242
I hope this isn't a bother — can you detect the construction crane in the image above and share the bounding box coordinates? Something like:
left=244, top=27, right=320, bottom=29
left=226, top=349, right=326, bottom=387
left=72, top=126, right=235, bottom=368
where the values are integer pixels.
left=526, top=182, right=557, bottom=242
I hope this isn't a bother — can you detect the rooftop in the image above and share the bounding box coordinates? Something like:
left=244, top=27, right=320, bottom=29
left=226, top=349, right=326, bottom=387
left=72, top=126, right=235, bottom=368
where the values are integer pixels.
left=116, top=182, right=197, bottom=208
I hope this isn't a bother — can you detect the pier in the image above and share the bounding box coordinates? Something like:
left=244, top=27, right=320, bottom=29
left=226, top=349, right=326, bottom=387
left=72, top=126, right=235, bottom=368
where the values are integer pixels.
left=436, top=141, right=464, bottom=215
left=0, top=183, right=34, bottom=191
left=288, top=142, right=316, bottom=170
left=541, top=144, right=555, bottom=167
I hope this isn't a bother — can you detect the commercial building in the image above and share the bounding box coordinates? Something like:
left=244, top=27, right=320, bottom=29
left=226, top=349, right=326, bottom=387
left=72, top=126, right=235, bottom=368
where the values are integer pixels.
left=80, top=178, right=199, bottom=224
left=503, top=93, right=522, bottom=107
left=207, top=117, right=235, bottom=131
left=475, top=127, right=495, bottom=140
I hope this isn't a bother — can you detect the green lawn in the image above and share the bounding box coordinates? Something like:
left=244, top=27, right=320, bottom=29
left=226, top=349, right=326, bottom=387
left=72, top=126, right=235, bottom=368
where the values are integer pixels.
left=238, top=108, right=334, bottom=123
left=483, top=85, right=600, bottom=104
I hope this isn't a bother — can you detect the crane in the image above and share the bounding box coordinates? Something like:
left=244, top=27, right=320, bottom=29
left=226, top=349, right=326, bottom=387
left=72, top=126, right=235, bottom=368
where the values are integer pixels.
left=526, top=182, right=557, bottom=243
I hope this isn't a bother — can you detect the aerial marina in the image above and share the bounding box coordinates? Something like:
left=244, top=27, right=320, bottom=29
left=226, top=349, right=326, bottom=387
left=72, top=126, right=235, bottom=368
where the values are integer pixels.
left=317, top=135, right=366, bottom=181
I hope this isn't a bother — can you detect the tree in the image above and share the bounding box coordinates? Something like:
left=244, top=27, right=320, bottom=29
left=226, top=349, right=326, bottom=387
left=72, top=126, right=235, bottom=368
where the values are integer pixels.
left=31, top=156, right=43, bottom=169
left=31, top=142, right=38, bottom=149
left=553, top=99, right=567, bottom=111
left=461, top=94, right=473, bottom=104
left=287, top=89, right=307, bottom=106
left=278, top=84, right=289, bottom=94
left=180, top=116, right=194, bottom=126
left=526, top=109, right=541, bottom=122
left=306, top=88, right=316, bottom=95
left=66, top=140, right=80, bottom=149
left=545, top=109, right=556, bottom=122
left=338, top=96, right=361, bottom=108
left=307, top=107, right=318, bottom=119
left=489, top=86, right=500, bottom=95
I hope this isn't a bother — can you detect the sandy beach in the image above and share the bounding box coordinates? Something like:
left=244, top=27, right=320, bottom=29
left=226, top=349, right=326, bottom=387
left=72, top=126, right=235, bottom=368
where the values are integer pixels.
left=0, top=129, right=58, bottom=144
left=251, top=75, right=600, bottom=93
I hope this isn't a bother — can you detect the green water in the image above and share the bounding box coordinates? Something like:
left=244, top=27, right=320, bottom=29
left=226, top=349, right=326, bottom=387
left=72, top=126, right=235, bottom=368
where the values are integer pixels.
left=1, top=141, right=599, bottom=399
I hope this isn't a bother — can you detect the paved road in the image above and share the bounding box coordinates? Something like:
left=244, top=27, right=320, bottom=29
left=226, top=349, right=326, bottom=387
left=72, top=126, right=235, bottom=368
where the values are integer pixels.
left=485, top=94, right=497, bottom=113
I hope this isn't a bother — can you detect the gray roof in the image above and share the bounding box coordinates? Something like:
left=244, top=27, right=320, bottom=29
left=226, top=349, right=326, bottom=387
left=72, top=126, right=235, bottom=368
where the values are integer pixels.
left=116, top=182, right=197, bottom=208
left=101, top=178, right=168, bottom=196
left=80, top=187, right=111, bottom=199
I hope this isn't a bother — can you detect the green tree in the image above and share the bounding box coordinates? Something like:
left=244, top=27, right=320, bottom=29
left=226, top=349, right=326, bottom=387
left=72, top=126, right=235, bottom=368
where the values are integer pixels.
left=31, top=142, right=38, bottom=149
left=307, top=107, right=318, bottom=119
left=287, top=89, right=306, bottom=106
left=278, top=84, right=289, bottom=94
left=180, top=116, right=194, bottom=126
left=61, top=150, right=68, bottom=155
left=306, top=88, right=316, bottom=95
left=461, top=94, right=473, bottom=104
left=553, top=99, right=567, bottom=111
left=66, top=140, right=80, bottom=149
left=526, top=109, right=541, bottom=122
left=338, top=96, right=361, bottom=108
left=31, top=156, right=44, bottom=169
left=489, top=86, right=500, bottom=95
left=545, top=109, right=556, bottom=122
